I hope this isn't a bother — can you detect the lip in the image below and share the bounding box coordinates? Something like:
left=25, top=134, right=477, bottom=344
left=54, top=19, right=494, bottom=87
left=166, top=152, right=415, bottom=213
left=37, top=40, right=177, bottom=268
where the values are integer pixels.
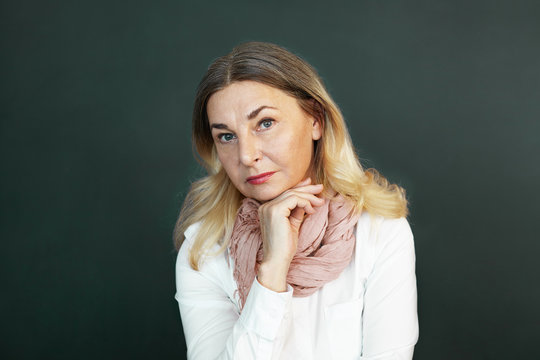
left=246, top=171, right=276, bottom=185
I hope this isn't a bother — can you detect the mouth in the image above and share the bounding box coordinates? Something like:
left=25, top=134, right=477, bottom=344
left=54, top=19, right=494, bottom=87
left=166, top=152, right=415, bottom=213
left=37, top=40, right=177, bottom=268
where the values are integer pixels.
left=246, top=172, right=276, bottom=185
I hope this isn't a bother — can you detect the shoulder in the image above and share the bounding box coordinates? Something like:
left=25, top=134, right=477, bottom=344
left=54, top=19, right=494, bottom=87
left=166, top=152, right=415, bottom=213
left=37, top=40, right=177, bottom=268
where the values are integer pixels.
left=175, top=222, right=202, bottom=270
left=176, top=221, right=227, bottom=272
left=175, top=221, right=234, bottom=295
left=354, top=212, right=415, bottom=274
left=177, top=222, right=202, bottom=259
left=356, top=211, right=413, bottom=247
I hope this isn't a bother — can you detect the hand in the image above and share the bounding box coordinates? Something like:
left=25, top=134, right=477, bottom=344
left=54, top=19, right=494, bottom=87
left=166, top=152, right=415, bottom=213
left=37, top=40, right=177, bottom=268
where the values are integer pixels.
left=257, top=178, right=324, bottom=292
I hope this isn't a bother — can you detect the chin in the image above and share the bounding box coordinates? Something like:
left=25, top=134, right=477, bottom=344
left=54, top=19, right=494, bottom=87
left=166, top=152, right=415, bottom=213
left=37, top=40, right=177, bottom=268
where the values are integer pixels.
left=244, top=187, right=285, bottom=203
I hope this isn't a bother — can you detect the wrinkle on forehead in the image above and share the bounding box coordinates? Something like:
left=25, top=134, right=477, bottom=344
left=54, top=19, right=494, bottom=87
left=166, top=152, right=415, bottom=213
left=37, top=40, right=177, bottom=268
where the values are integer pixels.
left=206, top=81, right=290, bottom=126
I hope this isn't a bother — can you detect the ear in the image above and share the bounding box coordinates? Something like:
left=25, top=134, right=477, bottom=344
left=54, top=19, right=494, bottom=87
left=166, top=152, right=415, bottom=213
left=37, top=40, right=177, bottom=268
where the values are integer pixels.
left=311, top=117, right=322, bottom=141
left=309, top=99, right=323, bottom=141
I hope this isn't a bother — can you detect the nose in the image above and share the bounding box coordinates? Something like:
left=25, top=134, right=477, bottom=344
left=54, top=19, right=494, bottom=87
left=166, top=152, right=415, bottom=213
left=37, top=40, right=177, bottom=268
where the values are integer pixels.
left=238, top=134, right=261, bottom=166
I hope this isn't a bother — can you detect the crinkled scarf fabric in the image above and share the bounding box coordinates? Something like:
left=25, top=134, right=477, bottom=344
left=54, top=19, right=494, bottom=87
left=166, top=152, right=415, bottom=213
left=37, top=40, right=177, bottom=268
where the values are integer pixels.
left=229, top=195, right=360, bottom=310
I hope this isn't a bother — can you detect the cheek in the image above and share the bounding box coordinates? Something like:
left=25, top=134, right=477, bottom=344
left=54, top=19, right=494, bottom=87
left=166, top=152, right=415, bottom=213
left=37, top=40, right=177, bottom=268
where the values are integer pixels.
left=216, top=149, right=237, bottom=176
left=219, top=161, right=251, bottom=196
left=290, top=127, right=314, bottom=154
left=267, top=131, right=313, bottom=167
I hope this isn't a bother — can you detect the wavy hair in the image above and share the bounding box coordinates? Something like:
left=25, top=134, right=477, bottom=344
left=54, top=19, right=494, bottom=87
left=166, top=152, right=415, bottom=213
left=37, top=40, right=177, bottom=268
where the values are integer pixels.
left=174, top=42, right=408, bottom=270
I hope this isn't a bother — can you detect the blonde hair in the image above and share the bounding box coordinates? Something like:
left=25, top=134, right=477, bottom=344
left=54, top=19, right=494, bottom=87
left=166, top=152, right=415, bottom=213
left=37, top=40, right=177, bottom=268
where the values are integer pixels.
left=174, top=42, right=408, bottom=270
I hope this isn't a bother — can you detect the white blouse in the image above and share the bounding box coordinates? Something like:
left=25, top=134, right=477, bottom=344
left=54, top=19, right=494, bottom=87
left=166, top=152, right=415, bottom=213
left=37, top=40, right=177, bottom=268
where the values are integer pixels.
left=175, top=212, right=418, bottom=360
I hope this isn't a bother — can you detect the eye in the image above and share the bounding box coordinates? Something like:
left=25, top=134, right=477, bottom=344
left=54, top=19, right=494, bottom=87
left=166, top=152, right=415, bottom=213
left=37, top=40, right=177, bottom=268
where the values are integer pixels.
left=217, top=133, right=236, bottom=143
left=259, top=118, right=274, bottom=130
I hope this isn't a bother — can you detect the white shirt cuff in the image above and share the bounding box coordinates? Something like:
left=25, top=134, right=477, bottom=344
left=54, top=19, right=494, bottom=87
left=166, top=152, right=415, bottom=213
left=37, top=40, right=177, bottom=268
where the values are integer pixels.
left=238, top=277, right=293, bottom=340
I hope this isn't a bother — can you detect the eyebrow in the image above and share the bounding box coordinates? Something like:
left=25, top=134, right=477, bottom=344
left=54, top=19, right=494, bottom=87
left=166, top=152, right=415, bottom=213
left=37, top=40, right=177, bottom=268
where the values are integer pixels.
left=210, top=123, right=230, bottom=130
left=247, top=105, right=276, bottom=120
left=210, top=105, right=277, bottom=130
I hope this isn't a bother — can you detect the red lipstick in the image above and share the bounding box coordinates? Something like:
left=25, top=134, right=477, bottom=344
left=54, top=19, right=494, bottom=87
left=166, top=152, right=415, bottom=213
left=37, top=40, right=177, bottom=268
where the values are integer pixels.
left=246, top=172, right=276, bottom=185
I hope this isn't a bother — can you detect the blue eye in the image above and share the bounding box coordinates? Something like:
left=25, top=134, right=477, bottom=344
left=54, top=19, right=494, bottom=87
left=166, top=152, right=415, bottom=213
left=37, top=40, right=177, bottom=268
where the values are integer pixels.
left=260, top=119, right=273, bottom=129
left=218, top=133, right=236, bottom=143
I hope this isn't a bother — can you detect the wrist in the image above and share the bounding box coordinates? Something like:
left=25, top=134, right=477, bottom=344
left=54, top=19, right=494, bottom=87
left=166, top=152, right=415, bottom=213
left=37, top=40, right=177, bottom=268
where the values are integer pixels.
left=257, top=261, right=290, bottom=293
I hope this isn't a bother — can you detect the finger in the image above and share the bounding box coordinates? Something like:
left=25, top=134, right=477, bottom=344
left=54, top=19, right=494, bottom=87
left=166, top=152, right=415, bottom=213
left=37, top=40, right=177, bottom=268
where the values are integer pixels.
left=278, top=184, right=324, bottom=200
left=289, top=207, right=305, bottom=230
left=260, top=192, right=324, bottom=219
left=293, top=177, right=312, bottom=188
left=281, top=194, right=319, bottom=215
left=293, top=184, right=324, bottom=194
left=291, top=189, right=325, bottom=203
left=275, top=191, right=324, bottom=210
left=290, top=206, right=306, bottom=225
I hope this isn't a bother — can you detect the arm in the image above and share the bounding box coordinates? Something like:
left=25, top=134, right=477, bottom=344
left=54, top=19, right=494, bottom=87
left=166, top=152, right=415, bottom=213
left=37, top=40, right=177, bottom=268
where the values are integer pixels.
left=175, top=237, right=293, bottom=360
left=176, top=179, right=323, bottom=359
left=360, top=218, right=419, bottom=359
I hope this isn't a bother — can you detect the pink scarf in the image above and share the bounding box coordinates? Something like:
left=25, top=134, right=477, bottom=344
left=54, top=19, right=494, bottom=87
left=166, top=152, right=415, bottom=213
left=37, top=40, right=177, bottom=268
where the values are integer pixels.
left=229, top=195, right=361, bottom=309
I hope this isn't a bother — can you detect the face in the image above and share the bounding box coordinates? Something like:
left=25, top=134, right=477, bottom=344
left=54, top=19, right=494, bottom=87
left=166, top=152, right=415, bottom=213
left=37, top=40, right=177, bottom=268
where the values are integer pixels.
left=206, top=81, right=322, bottom=202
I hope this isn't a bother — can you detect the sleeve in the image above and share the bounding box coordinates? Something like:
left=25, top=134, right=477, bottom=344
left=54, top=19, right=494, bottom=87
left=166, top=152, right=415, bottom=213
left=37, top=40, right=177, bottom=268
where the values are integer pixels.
left=175, top=230, right=293, bottom=360
left=359, top=217, right=419, bottom=360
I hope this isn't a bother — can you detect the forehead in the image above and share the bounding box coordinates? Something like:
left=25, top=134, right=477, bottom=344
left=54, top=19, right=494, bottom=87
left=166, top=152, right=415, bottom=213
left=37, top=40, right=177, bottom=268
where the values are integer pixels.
left=206, top=81, right=298, bottom=123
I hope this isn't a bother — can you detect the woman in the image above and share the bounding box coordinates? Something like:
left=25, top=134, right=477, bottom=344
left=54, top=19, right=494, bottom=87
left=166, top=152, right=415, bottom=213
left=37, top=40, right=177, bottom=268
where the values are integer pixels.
left=174, top=42, right=418, bottom=360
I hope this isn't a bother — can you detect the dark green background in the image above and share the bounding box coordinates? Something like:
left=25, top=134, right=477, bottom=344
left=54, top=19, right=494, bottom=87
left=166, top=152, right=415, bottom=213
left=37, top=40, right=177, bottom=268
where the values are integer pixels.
left=2, top=0, right=539, bottom=359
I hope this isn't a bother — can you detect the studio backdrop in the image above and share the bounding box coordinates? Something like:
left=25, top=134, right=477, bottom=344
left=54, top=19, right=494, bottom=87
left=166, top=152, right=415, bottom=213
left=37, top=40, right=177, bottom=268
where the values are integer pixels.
left=1, top=0, right=539, bottom=359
